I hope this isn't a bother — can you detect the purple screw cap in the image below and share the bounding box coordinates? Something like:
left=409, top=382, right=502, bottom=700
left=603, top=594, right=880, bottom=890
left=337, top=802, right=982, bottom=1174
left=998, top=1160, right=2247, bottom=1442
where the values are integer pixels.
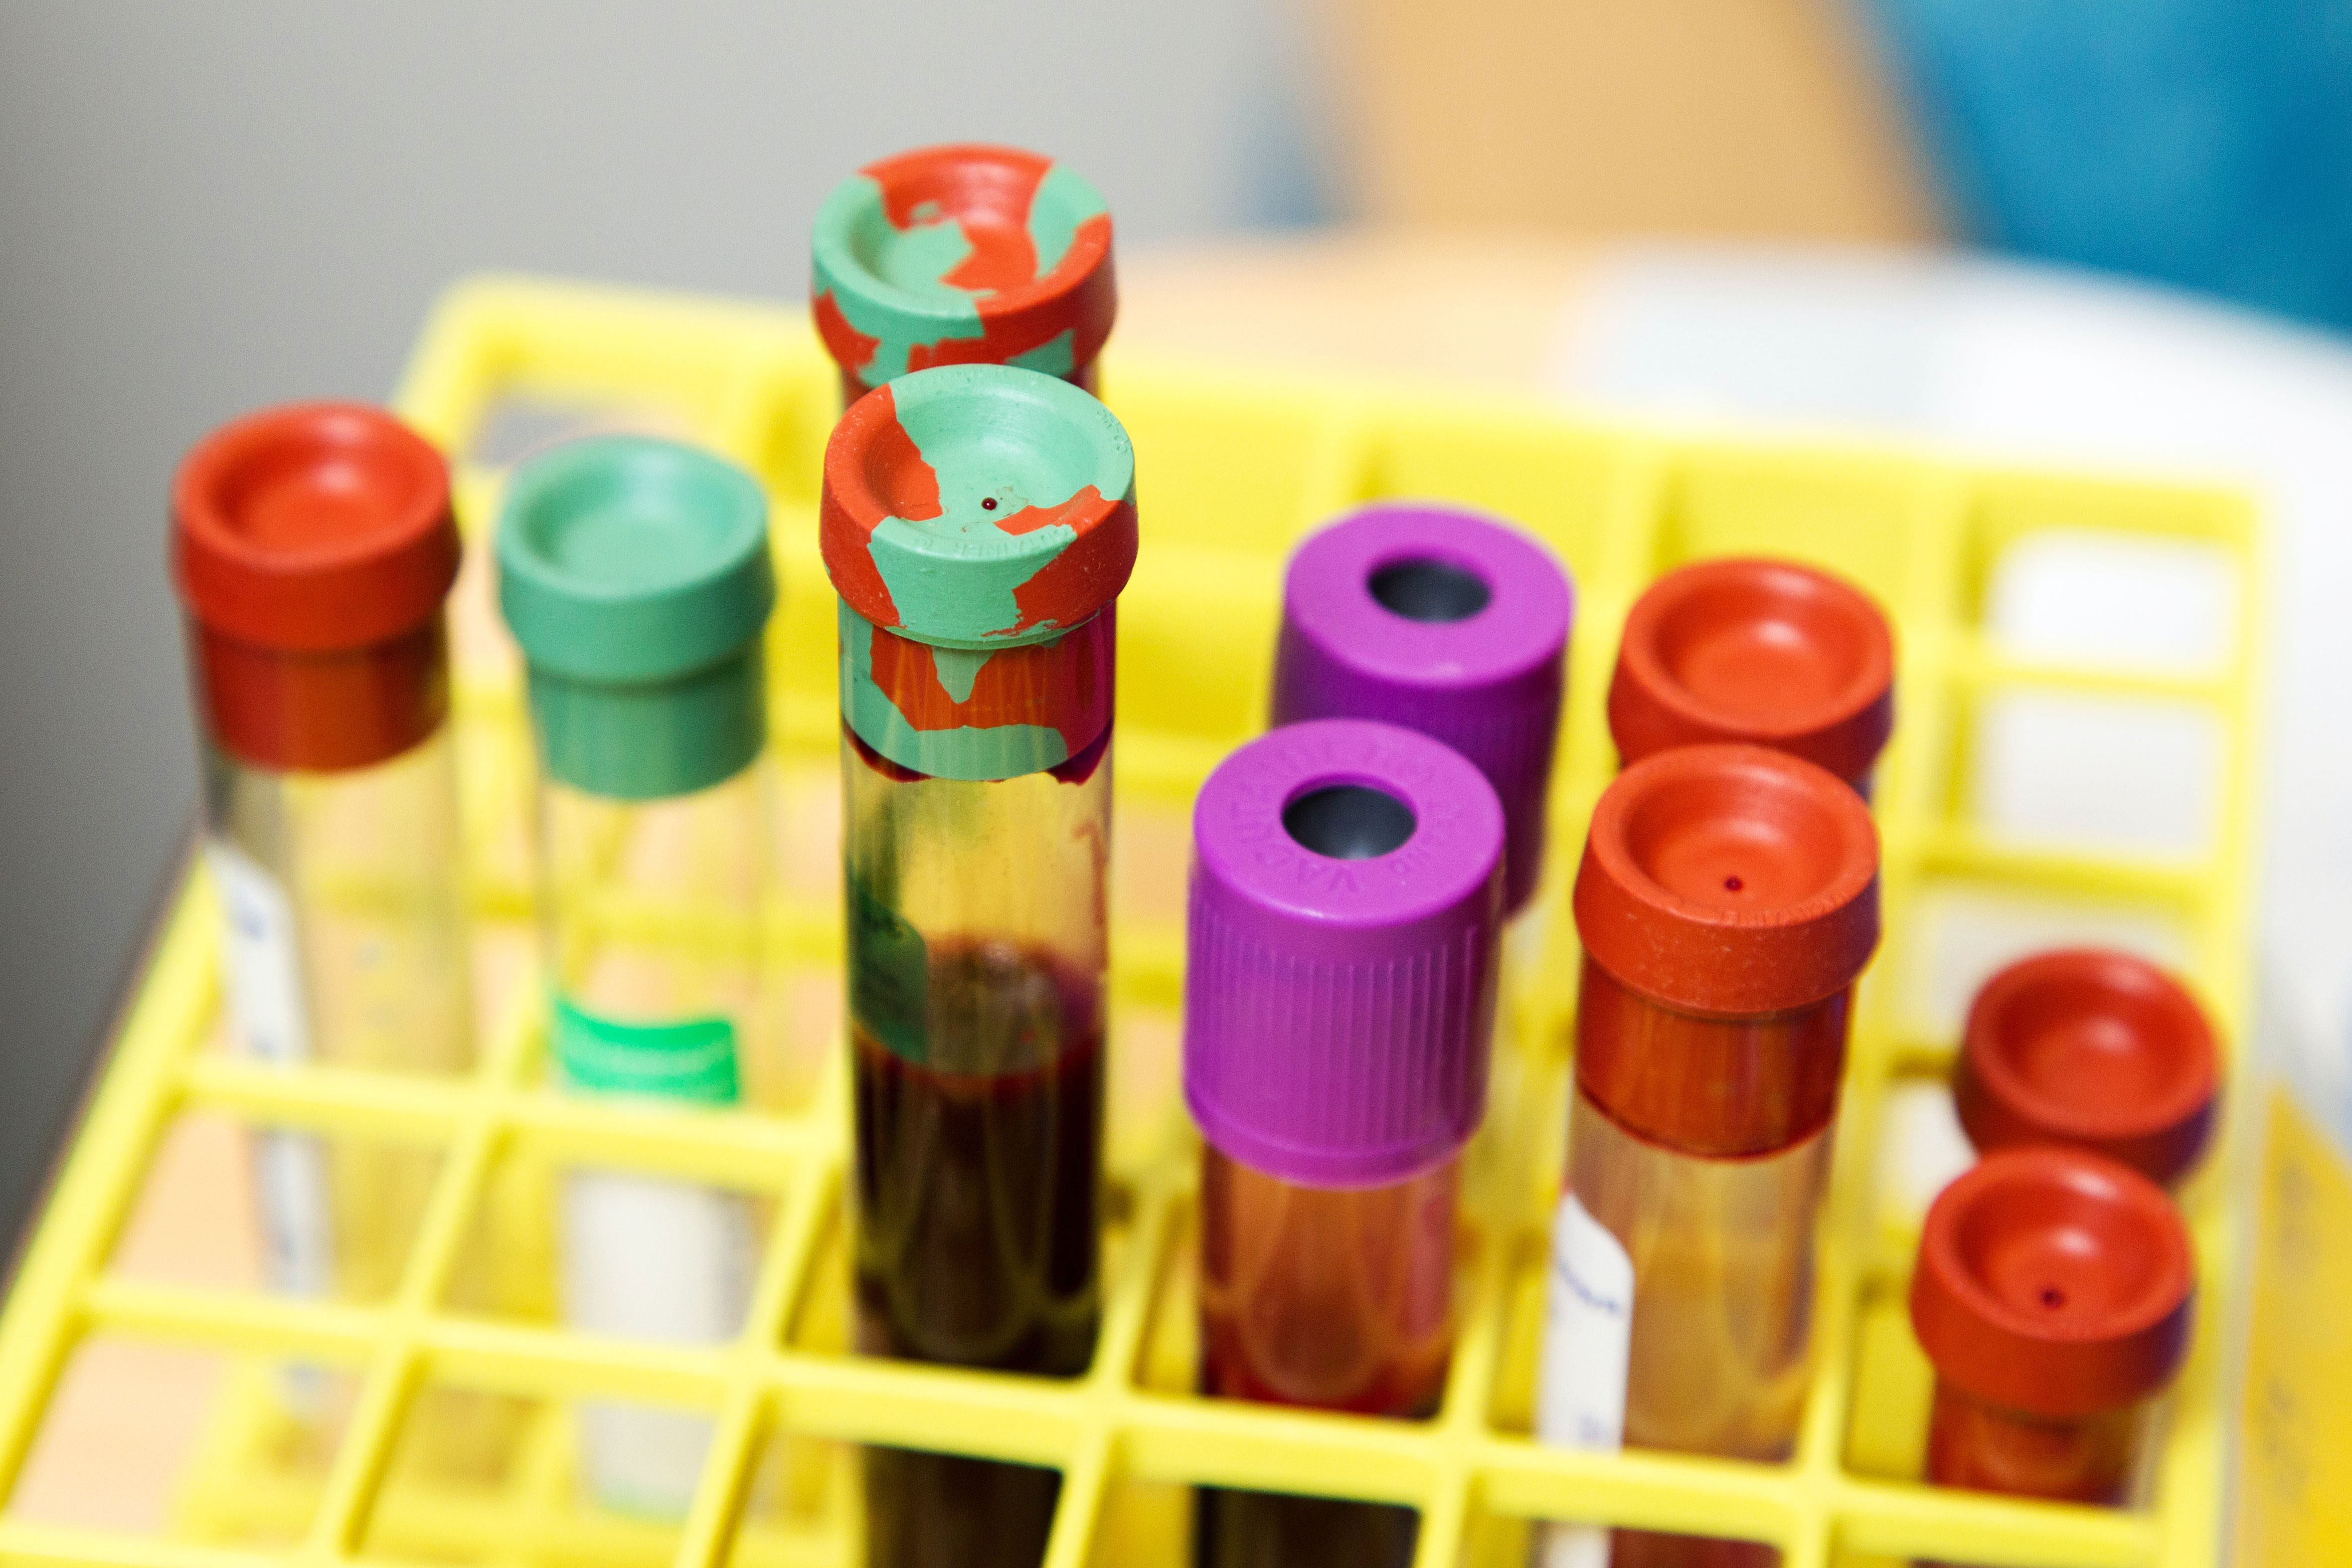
left=1271, top=502, right=1572, bottom=915
left=1185, top=718, right=1506, bottom=1188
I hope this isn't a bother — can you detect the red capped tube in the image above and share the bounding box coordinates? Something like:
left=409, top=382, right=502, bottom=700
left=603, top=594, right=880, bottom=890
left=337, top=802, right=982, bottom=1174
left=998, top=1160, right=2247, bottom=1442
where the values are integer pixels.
left=1534, top=746, right=1879, bottom=1568
left=1911, top=1147, right=2194, bottom=1504
left=169, top=404, right=474, bottom=1415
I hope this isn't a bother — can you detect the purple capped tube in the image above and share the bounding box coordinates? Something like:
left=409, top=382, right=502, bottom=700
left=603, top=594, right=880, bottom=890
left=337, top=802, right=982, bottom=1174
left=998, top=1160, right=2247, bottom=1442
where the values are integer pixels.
left=1185, top=718, right=1505, bottom=1568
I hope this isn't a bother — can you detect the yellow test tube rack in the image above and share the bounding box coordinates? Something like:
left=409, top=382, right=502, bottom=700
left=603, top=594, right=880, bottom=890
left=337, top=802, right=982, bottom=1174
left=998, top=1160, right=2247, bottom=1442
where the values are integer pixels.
left=0, top=276, right=2267, bottom=1568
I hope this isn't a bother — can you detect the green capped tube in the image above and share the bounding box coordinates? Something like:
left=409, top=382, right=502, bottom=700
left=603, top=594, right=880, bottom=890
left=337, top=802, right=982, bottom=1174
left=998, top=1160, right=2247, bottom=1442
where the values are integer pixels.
left=498, top=435, right=779, bottom=1518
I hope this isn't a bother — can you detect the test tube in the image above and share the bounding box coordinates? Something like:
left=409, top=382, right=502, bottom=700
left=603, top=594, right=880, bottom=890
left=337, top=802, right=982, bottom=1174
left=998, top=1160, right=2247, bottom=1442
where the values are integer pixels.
left=1186, top=719, right=1507, bottom=1568
left=821, top=363, right=1135, bottom=1568
left=170, top=403, right=473, bottom=1358
left=1270, top=503, right=1570, bottom=1212
left=812, top=142, right=1117, bottom=407
left=497, top=436, right=777, bottom=1517
left=1535, top=745, right=1879, bottom=1568
left=1608, top=558, right=1893, bottom=794
left=1911, top=1147, right=2193, bottom=1504
left=1954, top=950, right=2218, bottom=1188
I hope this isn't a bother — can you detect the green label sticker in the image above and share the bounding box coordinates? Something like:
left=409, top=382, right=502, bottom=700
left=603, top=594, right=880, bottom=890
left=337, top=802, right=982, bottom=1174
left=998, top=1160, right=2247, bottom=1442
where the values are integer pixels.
left=552, top=997, right=739, bottom=1105
left=848, top=878, right=929, bottom=1064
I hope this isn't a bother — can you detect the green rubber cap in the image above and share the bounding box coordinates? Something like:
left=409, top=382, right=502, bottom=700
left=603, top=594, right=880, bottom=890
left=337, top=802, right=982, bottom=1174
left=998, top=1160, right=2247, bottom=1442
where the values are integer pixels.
left=497, top=437, right=775, bottom=800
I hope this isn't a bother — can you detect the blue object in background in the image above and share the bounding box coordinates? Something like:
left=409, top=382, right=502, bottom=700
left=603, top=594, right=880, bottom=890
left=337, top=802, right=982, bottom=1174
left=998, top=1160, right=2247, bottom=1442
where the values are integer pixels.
left=1869, top=0, right=2352, bottom=333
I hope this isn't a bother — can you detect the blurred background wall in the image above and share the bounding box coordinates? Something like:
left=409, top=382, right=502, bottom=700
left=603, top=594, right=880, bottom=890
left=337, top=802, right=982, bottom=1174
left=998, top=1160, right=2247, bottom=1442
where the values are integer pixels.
left=1319, top=0, right=1937, bottom=239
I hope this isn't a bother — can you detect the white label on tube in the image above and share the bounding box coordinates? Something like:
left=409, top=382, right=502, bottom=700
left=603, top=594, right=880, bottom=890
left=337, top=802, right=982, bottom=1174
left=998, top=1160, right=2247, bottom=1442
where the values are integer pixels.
left=1535, top=1189, right=1635, bottom=1568
left=207, top=840, right=312, bottom=1066
left=562, top=1167, right=754, bottom=1517
left=253, top=1127, right=336, bottom=1419
left=208, top=840, right=336, bottom=1315
left=1538, top=1189, right=1635, bottom=1446
left=1538, top=1518, right=1615, bottom=1568
left=252, top=1129, right=335, bottom=1299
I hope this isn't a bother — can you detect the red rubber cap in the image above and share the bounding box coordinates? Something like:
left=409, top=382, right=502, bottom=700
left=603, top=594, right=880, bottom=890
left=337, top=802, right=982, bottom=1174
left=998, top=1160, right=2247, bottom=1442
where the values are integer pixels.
left=1956, top=950, right=2219, bottom=1187
left=170, top=403, right=459, bottom=772
left=1912, top=1147, right=2194, bottom=1420
left=1573, top=743, right=1880, bottom=1017
left=1609, top=558, right=1894, bottom=785
left=172, top=402, right=458, bottom=652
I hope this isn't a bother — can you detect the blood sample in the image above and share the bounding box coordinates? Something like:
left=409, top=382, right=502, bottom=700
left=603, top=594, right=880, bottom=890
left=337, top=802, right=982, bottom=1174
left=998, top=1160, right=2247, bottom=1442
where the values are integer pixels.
left=1911, top=1147, right=2194, bottom=1506
left=1955, top=950, right=2219, bottom=1187
left=812, top=143, right=1117, bottom=408
left=1186, top=719, right=1508, bottom=1568
left=1534, top=745, right=1879, bottom=1568
left=498, top=436, right=777, bottom=1517
left=1609, top=558, right=1894, bottom=795
left=822, top=363, right=1136, bottom=1568
left=171, top=403, right=474, bottom=1405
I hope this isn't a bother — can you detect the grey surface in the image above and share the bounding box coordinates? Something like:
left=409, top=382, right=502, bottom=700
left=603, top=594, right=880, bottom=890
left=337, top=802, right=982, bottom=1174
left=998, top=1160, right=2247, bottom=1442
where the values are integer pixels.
left=0, top=2, right=1319, bottom=1246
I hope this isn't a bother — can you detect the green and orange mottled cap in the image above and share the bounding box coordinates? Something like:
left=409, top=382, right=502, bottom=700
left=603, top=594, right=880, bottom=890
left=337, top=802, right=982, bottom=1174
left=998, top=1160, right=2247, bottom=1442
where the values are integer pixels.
left=499, top=436, right=774, bottom=800
left=811, top=144, right=1116, bottom=389
left=821, top=364, right=1135, bottom=649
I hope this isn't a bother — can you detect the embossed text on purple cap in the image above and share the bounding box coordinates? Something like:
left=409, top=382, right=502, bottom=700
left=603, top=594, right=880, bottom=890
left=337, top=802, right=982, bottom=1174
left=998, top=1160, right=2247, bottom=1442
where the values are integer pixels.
left=1184, top=718, right=1506, bottom=1188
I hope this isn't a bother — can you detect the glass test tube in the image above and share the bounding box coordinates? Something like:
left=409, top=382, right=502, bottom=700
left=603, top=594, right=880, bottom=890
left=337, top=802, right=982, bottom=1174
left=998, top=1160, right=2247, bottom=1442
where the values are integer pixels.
left=1268, top=502, right=1571, bottom=1209
left=1608, top=557, right=1893, bottom=795
left=820, top=363, right=1137, bottom=1568
left=170, top=403, right=474, bottom=1375
left=812, top=142, right=1117, bottom=409
left=1911, top=1148, right=2193, bottom=1507
left=1186, top=719, right=1507, bottom=1568
left=1535, top=745, right=1879, bottom=1568
left=497, top=436, right=778, bottom=1518
left=1954, top=949, right=2218, bottom=1188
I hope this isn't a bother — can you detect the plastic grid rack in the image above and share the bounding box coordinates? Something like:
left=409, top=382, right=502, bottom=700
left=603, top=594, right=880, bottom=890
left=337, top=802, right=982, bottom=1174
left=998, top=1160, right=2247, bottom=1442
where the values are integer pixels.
left=0, top=275, right=2262, bottom=1568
